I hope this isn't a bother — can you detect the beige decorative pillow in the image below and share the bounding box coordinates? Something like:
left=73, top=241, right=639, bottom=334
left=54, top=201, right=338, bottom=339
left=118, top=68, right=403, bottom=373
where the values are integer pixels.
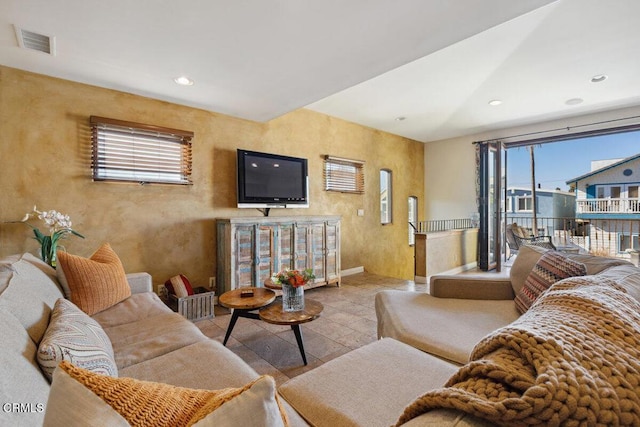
left=56, top=243, right=131, bottom=315
left=38, top=299, right=117, bottom=382
left=44, top=361, right=289, bottom=427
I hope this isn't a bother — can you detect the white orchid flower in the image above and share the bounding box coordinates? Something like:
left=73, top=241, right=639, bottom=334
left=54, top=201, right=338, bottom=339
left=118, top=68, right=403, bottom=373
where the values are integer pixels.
left=15, top=206, right=84, bottom=267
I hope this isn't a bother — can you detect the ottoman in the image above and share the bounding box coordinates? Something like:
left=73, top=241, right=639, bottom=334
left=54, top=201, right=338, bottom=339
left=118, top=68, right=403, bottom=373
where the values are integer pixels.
left=278, top=338, right=458, bottom=427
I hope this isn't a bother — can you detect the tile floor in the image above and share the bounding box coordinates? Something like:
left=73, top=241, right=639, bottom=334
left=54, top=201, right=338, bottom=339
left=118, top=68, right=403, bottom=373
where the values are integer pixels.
left=195, top=272, right=426, bottom=386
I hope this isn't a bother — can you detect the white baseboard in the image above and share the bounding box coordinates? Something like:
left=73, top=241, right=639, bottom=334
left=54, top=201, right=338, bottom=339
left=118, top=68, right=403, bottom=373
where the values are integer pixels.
left=435, top=261, right=478, bottom=277
left=341, top=266, right=364, bottom=276
left=414, top=261, right=478, bottom=284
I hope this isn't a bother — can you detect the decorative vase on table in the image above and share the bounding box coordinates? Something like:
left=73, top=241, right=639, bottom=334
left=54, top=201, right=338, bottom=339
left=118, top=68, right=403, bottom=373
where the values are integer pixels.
left=272, top=268, right=315, bottom=313
left=282, top=284, right=305, bottom=312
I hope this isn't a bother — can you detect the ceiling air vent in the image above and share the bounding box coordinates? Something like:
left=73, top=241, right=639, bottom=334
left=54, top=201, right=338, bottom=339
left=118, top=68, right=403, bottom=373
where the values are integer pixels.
left=14, top=26, right=55, bottom=55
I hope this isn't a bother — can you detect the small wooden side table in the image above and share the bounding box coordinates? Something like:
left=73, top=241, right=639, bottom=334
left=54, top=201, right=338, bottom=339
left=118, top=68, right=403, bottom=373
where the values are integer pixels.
left=259, top=299, right=323, bottom=365
left=219, top=287, right=276, bottom=345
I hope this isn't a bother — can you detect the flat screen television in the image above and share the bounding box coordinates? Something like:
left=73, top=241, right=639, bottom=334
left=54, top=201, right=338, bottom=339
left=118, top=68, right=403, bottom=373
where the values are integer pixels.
left=237, top=149, right=309, bottom=209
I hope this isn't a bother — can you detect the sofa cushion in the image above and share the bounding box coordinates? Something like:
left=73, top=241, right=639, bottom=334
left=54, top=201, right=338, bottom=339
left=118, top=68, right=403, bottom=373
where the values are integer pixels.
left=57, top=243, right=131, bottom=316
left=119, top=340, right=310, bottom=427
left=508, top=245, right=548, bottom=294
left=566, top=252, right=631, bottom=276
left=0, top=254, right=65, bottom=343
left=0, top=309, right=50, bottom=427
left=44, top=361, right=288, bottom=427
left=279, top=338, right=458, bottom=427
left=375, top=291, right=520, bottom=365
left=401, top=409, right=494, bottom=426
left=514, top=250, right=586, bottom=314
left=596, top=263, right=640, bottom=302
left=102, top=310, right=208, bottom=369
left=38, top=298, right=117, bottom=382
left=511, top=223, right=530, bottom=238
left=120, top=340, right=257, bottom=388
left=91, top=292, right=173, bottom=328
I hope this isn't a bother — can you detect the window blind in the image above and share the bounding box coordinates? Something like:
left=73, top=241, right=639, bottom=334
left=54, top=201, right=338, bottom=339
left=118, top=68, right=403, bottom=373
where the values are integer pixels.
left=324, top=156, right=365, bottom=194
left=90, top=116, right=193, bottom=185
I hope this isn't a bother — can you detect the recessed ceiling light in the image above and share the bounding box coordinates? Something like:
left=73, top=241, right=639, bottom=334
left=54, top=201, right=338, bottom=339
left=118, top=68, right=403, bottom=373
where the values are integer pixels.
left=565, top=98, right=584, bottom=106
left=488, top=100, right=502, bottom=106
left=173, top=76, right=194, bottom=86
left=395, top=116, right=407, bottom=121
left=591, top=74, right=608, bottom=83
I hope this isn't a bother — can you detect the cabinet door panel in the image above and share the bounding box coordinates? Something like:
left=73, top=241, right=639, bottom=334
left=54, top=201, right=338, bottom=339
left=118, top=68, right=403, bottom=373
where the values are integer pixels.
left=310, top=223, right=326, bottom=282
left=256, top=226, right=275, bottom=286
left=294, top=224, right=310, bottom=271
left=235, top=226, right=255, bottom=287
left=325, top=221, right=340, bottom=282
left=278, top=224, right=295, bottom=272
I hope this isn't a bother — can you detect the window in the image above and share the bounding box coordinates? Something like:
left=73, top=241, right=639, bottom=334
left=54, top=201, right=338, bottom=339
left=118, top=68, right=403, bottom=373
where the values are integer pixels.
left=380, top=169, right=392, bottom=224
left=619, top=233, right=639, bottom=253
left=516, top=196, right=533, bottom=212
left=629, top=186, right=640, bottom=212
left=408, top=196, right=418, bottom=245
left=324, top=156, right=364, bottom=193
left=90, top=116, right=193, bottom=185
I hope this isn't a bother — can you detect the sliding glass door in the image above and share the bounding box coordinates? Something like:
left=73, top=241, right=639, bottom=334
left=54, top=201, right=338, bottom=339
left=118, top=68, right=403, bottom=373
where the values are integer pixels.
left=478, top=141, right=503, bottom=271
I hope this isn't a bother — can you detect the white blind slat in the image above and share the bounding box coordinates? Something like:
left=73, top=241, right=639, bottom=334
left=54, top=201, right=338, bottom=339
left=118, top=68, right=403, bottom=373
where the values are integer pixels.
left=324, top=156, right=364, bottom=194
left=91, top=116, right=193, bottom=185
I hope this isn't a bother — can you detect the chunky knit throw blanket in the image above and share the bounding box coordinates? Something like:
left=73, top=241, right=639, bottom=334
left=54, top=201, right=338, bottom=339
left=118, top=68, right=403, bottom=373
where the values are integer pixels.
left=396, top=277, right=640, bottom=426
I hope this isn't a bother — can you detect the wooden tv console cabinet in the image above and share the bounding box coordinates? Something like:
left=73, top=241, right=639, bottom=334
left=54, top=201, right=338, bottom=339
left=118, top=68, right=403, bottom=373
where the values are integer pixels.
left=216, top=216, right=341, bottom=295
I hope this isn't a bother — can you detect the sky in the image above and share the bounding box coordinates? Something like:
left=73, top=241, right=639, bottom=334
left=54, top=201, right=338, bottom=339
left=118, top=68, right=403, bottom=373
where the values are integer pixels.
left=506, top=130, right=640, bottom=192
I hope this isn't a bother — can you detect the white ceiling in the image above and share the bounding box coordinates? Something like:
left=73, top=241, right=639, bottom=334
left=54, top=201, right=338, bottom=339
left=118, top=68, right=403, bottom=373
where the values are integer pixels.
left=2, top=0, right=639, bottom=143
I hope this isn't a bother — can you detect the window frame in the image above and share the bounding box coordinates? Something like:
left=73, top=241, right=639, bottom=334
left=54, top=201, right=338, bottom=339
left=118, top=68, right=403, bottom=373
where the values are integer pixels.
left=380, top=168, right=393, bottom=225
left=408, top=195, right=418, bottom=245
left=90, top=116, right=194, bottom=185
left=323, top=155, right=365, bottom=194
left=516, top=195, right=533, bottom=212
left=619, top=233, right=639, bottom=253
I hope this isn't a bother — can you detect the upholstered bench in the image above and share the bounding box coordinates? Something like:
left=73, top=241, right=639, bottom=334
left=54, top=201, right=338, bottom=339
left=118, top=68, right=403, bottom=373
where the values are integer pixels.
left=278, top=338, right=462, bottom=427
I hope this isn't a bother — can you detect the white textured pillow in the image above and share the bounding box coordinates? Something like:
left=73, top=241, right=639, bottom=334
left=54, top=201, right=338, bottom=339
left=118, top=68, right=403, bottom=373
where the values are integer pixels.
left=38, top=298, right=117, bottom=382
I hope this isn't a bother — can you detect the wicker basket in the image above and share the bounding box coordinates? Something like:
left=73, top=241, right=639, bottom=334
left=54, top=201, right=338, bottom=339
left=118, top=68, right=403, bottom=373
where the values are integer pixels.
left=168, top=287, right=215, bottom=322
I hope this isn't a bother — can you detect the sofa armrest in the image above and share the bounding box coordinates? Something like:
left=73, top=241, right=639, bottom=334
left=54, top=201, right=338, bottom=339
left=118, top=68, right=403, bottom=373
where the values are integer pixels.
left=126, top=272, right=153, bottom=294
left=429, top=275, right=515, bottom=300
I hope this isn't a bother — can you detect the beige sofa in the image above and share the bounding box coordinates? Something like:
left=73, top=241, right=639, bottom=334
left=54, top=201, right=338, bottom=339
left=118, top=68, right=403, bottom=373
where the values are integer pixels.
left=0, top=253, right=308, bottom=426
left=278, top=245, right=640, bottom=426
left=5, top=247, right=640, bottom=426
left=374, top=245, right=638, bottom=366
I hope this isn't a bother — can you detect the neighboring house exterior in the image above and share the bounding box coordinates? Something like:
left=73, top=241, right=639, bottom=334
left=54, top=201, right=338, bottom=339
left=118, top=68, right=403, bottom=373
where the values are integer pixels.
left=506, top=187, right=575, bottom=235
left=566, top=153, right=640, bottom=257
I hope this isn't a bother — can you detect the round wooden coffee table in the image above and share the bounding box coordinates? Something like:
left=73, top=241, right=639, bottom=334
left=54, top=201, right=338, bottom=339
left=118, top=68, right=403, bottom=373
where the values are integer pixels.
left=219, top=287, right=276, bottom=345
left=260, top=298, right=323, bottom=365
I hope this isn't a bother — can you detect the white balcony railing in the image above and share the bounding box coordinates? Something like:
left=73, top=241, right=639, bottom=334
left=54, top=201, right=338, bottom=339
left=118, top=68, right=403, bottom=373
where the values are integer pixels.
left=576, top=198, right=640, bottom=214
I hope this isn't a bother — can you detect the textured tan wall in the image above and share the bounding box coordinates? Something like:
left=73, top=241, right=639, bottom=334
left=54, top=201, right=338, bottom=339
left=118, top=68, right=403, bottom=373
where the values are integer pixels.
left=0, top=66, right=424, bottom=286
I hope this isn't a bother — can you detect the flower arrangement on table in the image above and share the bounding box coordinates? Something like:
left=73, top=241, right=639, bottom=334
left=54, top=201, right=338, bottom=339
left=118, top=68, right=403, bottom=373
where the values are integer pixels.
left=271, top=268, right=315, bottom=288
left=18, top=206, right=84, bottom=267
left=271, top=268, right=315, bottom=312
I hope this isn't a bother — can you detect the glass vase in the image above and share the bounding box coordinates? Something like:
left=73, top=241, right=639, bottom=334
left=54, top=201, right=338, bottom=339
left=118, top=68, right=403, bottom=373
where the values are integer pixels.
left=282, top=285, right=305, bottom=312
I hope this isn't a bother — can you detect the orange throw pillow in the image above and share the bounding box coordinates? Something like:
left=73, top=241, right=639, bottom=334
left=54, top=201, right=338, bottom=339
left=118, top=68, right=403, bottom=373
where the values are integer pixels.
left=57, top=243, right=131, bottom=316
